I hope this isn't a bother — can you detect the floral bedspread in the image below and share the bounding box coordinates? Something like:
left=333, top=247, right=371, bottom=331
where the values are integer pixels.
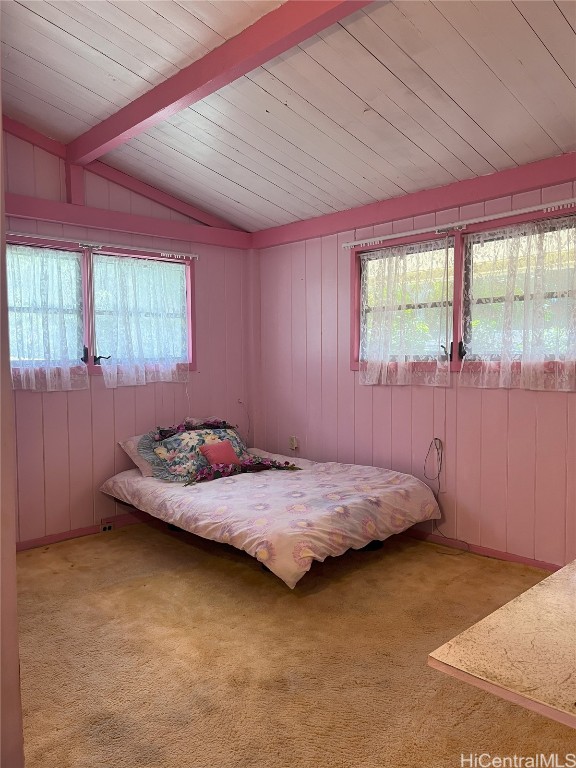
left=100, top=452, right=441, bottom=588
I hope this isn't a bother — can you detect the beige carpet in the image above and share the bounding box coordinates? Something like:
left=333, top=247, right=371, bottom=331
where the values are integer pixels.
left=17, top=523, right=575, bottom=768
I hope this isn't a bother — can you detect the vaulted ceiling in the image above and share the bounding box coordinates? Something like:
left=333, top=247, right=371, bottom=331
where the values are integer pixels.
left=2, top=0, right=576, bottom=232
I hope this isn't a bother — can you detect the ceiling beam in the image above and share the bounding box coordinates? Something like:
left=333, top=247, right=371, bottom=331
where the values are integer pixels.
left=66, top=0, right=372, bottom=165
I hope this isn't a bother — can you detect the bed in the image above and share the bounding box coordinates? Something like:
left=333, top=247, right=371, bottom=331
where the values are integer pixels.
left=101, top=449, right=441, bottom=588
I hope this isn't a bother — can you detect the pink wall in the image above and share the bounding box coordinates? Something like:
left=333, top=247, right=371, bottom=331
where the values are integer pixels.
left=5, top=127, right=576, bottom=569
left=1, top=105, right=25, bottom=766
left=5, top=133, right=252, bottom=545
left=255, top=181, right=576, bottom=568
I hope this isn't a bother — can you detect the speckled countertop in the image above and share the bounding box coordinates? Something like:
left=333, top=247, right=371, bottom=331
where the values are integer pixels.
left=429, top=560, right=576, bottom=723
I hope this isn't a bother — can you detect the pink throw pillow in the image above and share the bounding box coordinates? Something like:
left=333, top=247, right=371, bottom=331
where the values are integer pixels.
left=199, top=440, right=241, bottom=466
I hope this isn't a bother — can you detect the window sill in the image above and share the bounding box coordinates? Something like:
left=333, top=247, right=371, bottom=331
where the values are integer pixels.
left=87, top=362, right=198, bottom=376
left=351, top=360, right=463, bottom=373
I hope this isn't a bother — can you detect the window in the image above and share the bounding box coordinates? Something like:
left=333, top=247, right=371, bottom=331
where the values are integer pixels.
left=6, top=243, right=193, bottom=391
left=359, top=237, right=454, bottom=386
left=7, top=245, right=87, bottom=391
left=461, top=215, right=576, bottom=390
left=355, top=213, right=575, bottom=391
left=93, top=255, right=189, bottom=388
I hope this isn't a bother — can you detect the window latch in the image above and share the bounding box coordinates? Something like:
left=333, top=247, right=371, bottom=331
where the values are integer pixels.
left=444, top=342, right=466, bottom=361
left=94, top=354, right=111, bottom=365
left=80, top=345, right=89, bottom=364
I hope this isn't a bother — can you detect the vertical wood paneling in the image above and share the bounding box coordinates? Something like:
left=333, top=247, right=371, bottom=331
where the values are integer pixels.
left=353, top=378, right=374, bottom=467
left=320, top=234, right=338, bottom=462
left=410, top=387, right=435, bottom=485
left=189, top=245, right=216, bottom=419
left=134, top=381, right=157, bottom=435
left=113, top=386, right=136, bottom=475
left=507, top=390, right=538, bottom=559
left=371, top=385, right=392, bottom=470
left=250, top=184, right=575, bottom=568
left=566, top=396, right=576, bottom=564
left=411, top=387, right=435, bottom=532
left=10, top=128, right=575, bottom=567
left=305, top=238, right=322, bottom=460
left=260, top=250, right=279, bottom=453
left=455, top=388, right=483, bottom=544
left=479, top=389, right=508, bottom=552
left=275, top=246, right=293, bottom=456
left=245, top=249, right=262, bottom=447
left=155, top=382, right=176, bottom=428
left=352, top=226, right=373, bottom=467
left=224, top=251, right=245, bottom=429
left=336, top=231, right=355, bottom=464
left=67, top=387, right=94, bottom=530
left=10, top=136, right=249, bottom=544
left=207, top=250, right=228, bottom=418
left=173, top=379, right=191, bottom=425
left=33, top=147, right=63, bottom=201
left=290, top=243, right=308, bottom=456
left=106, top=177, right=132, bottom=214
left=15, top=391, right=45, bottom=541
left=534, top=393, right=567, bottom=564
left=90, top=376, right=116, bottom=523
left=439, top=385, right=457, bottom=538
left=42, top=391, right=70, bottom=535
left=390, top=387, right=412, bottom=474
left=5, top=135, right=35, bottom=196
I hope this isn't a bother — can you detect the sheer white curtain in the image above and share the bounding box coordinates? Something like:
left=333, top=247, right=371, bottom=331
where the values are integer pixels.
left=7, top=245, right=88, bottom=391
left=360, top=237, right=453, bottom=386
left=93, top=254, right=190, bottom=388
left=460, top=215, right=576, bottom=391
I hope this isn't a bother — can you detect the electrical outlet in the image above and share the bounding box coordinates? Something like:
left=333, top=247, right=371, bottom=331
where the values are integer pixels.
left=289, top=435, right=298, bottom=451
left=100, top=523, right=114, bottom=532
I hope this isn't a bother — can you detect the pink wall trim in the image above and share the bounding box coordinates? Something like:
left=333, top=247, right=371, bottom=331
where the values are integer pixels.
left=66, top=1, right=373, bottom=164
left=16, top=512, right=143, bottom=552
left=186, top=261, right=197, bottom=371
left=253, top=152, right=576, bottom=248
left=5, top=193, right=251, bottom=249
left=406, top=529, right=560, bottom=573
left=427, top=657, right=576, bottom=730
left=3, top=114, right=66, bottom=159
left=350, top=248, right=361, bottom=371
left=17, top=524, right=101, bottom=551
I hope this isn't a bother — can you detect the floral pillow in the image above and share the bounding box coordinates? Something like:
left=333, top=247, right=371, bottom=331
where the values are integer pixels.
left=139, top=428, right=249, bottom=482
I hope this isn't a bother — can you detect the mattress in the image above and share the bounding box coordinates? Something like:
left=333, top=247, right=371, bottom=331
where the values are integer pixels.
left=100, top=449, right=441, bottom=588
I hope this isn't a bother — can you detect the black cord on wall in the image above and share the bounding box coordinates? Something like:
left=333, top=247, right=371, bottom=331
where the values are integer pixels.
left=424, top=437, right=443, bottom=499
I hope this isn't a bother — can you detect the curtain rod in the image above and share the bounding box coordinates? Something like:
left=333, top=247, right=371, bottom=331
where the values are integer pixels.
left=342, top=197, right=576, bottom=250
left=6, top=231, right=199, bottom=261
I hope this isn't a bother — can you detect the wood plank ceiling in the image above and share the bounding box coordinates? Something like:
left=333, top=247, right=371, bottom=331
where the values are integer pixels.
left=2, top=0, right=576, bottom=231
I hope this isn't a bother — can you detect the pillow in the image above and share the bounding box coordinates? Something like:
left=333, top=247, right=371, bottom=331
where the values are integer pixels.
left=118, top=434, right=156, bottom=477
left=199, top=440, right=241, bottom=466
left=153, top=417, right=234, bottom=442
left=151, top=428, right=249, bottom=482
left=119, top=417, right=232, bottom=478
